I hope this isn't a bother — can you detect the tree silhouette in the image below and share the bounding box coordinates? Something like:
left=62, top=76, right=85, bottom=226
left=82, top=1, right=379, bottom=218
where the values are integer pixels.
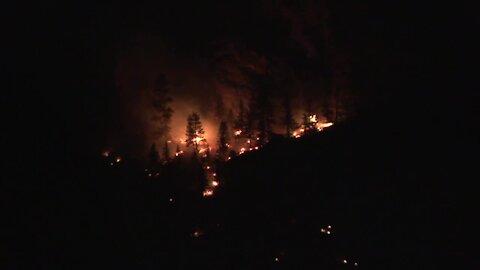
left=302, top=112, right=318, bottom=134
left=163, top=141, right=170, bottom=161
left=282, top=95, right=298, bottom=137
left=217, top=121, right=230, bottom=160
left=148, top=143, right=159, bottom=166
left=152, top=74, right=173, bottom=140
left=233, top=100, right=247, bottom=139
left=185, top=112, right=205, bottom=152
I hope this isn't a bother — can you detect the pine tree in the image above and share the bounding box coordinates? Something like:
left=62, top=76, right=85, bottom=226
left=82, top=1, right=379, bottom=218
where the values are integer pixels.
left=233, top=100, right=247, bottom=138
left=217, top=121, right=230, bottom=160
left=185, top=112, right=205, bottom=152
left=283, top=95, right=298, bottom=137
left=163, top=141, right=170, bottom=161
left=302, top=112, right=318, bottom=134
left=152, top=74, right=173, bottom=140
left=148, top=143, right=159, bottom=166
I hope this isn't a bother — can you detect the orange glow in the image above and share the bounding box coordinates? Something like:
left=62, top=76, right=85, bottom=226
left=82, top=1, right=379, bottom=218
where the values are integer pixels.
left=318, top=122, right=334, bottom=128
left=212, top=180, right=219, bottom=187
left=309, top=114, right=318, bottom=123
left=234, top=130, right=242, bottom=136
left=254, top=146, right=259, bottom=150
left=203, top=189, right=214, bottom=197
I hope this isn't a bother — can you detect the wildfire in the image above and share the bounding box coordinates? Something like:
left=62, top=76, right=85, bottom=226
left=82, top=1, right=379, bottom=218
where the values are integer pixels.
left=309, top=114, right=318, bottom=123
left=318, top=122, right=333, bottom=128
left=203, top=189, right=214, bottom=197
left=193, top=136, right=203, bottom=144
left=320, top=224, right=332, bottom=235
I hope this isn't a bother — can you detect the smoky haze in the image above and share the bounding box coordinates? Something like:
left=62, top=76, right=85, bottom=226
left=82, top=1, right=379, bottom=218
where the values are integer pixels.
left=110, top=0, right=355, bottom=158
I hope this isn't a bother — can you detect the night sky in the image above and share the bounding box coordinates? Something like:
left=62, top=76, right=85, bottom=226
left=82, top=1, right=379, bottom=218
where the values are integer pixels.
left=5, top=1, right=477, bottom=269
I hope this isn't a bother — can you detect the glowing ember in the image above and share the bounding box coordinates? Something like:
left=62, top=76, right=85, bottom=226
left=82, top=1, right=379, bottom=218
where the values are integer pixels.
left=212, top=173, right=216, bottom=177
left=309, top=114, right=318, bottom=123
left=203, top=189, right=214, bottom=197
left=192, top=230, right=203, bottom=238
left=342, top=259, right=348, bottom=264
left=234, top=130, right=242, bottom=136
left=206, top=166, right=211, bottom=170
left=167, top=140, right=172, bottom=143
left=116, top=157, right=121, bottom=163
left=247, top=139, right=251, bottom=144
left=212, top=180, right=219, bottom=187
left=318, top=122, right=334, bottom=128
left=175, top=150, right=184, bottom=157
left=254, top=146, right=259, bottom=150
left=102, top=151, right=109, bottom=157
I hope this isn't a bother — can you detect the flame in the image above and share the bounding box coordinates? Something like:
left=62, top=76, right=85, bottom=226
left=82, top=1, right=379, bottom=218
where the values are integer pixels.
left=212, top=180, right=219, bottom=187
left=203, top=189, right=214, bottom=197
left=309, top=114, right=318, bottom=123
left=193, top=136, right=203, bottom=144
left=234, top=130, right=242, bottom=136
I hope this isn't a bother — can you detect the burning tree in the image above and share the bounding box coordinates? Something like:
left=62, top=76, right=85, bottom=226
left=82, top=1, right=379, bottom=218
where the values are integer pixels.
left=302, top=113, right=319, bottom=134
left=217, top=121, right=230, bottom=160
left=185, top=112, right=205, bottom=152
left=233, top=100, right=247, bottom=139
left=152, top=74, right=173, bottom=140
